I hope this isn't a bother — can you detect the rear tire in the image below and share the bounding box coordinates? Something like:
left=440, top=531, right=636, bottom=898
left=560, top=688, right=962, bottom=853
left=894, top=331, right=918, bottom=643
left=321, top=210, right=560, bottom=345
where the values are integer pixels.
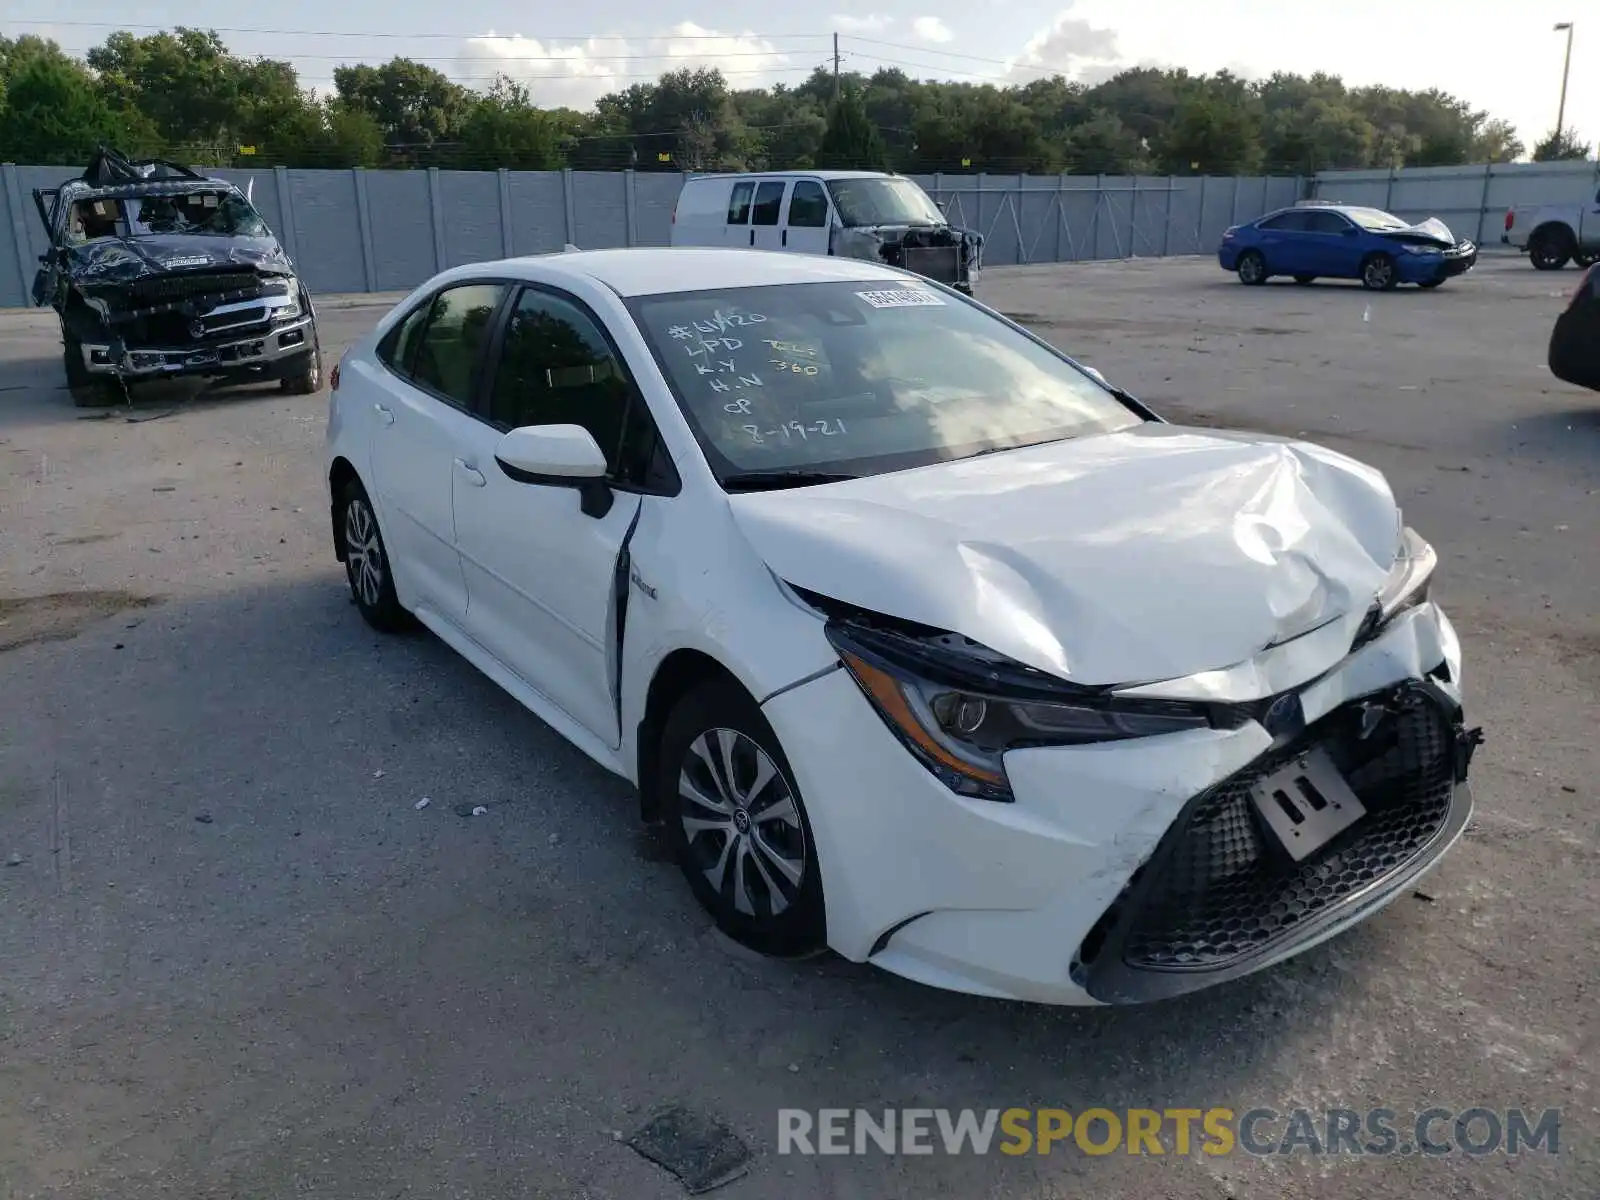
left=1237, top=250, right=1268, bottom=285
left=1293, top=274, right=1316, bottom=285
left=1575, top=250, right=1598, bottom=270
left=659, top=678, right=826, bottom=958
left=62, top=334, right=122, bottom=408
left=1529, top=227, right=1574, bottom=271
left=337, top=479, right=409, bottom=633
left=1360, top=253, right=1398, bottom=291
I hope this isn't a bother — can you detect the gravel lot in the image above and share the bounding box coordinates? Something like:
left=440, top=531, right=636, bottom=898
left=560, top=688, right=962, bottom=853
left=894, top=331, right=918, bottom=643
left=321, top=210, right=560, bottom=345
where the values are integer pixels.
left=0, top=254, right=1594, bottom=1199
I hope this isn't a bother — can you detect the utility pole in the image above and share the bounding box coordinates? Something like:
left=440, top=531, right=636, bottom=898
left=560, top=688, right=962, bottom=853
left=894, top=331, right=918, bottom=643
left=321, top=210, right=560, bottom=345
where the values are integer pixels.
left=1554, top=22, right=1574, bottom=138
left=832, top=32, right=841, bottom=100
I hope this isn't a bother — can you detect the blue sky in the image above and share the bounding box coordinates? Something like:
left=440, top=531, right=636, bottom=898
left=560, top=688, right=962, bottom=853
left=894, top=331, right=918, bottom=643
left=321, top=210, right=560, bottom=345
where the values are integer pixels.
left=8, top=1, right=1597, bottom=156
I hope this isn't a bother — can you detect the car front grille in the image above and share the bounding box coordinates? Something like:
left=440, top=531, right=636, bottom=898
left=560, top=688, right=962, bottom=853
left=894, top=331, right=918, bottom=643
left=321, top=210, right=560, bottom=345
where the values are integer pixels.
left=124, top=271, right=264, bottom=303
left=1074, top=681, right=1475, bottom=1002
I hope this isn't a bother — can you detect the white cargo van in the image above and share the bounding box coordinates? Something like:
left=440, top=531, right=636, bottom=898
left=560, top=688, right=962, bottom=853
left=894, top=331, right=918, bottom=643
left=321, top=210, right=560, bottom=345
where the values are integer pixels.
left=669, top=170, right=983, bottom=293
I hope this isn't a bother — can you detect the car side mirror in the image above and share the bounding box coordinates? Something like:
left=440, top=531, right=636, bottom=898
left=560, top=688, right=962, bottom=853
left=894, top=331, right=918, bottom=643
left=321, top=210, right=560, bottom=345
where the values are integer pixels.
left=494, top=424, right=614, bottom=518
left=1343, top=227, right=1359, bottom=237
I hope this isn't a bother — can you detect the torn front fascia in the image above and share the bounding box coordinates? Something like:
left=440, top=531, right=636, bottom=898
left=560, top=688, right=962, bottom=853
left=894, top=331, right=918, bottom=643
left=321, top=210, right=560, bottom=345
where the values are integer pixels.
left=832, top=223, right=984, bottom=284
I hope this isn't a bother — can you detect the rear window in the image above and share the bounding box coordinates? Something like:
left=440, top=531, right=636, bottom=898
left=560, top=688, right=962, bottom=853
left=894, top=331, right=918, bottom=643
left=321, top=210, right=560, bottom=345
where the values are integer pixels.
left=627, top=280, right=1142, bottom=484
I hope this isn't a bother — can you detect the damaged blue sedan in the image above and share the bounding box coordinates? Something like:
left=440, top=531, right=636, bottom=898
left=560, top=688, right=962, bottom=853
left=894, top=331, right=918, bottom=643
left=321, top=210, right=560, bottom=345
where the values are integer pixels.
left=1219, top=202, right=1478, bottom=291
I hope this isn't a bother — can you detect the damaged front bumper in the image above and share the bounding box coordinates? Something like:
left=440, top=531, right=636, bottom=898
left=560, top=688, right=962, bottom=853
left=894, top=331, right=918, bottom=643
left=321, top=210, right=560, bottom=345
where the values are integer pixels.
left=78, top=311, right=316, bottom=380
left=761, top=600, right=1477, bottom=1005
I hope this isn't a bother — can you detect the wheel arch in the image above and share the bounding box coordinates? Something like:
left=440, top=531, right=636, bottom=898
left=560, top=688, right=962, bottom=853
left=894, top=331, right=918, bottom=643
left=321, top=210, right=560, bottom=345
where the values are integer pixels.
left=329, top=456, right=361, bottom=562
left=1530, top=220, right=1577, bottom=248
left=635, top=648, right=750, bottom=824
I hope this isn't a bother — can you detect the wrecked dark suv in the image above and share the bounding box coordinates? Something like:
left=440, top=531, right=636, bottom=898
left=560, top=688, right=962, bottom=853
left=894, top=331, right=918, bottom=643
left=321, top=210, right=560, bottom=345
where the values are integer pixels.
left=30, top=149, right=321, bottom=407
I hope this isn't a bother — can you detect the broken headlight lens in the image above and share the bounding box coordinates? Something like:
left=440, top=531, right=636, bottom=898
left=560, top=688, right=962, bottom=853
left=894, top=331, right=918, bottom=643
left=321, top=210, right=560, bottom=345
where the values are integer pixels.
left=1377, top=526, right=1436, bottom=621
left=826, top=624, right=1213, bottom=802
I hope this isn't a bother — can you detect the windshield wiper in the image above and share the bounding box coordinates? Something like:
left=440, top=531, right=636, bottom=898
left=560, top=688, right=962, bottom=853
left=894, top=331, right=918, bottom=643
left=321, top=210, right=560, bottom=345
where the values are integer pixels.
left=721, top=469, right=859, bottom=492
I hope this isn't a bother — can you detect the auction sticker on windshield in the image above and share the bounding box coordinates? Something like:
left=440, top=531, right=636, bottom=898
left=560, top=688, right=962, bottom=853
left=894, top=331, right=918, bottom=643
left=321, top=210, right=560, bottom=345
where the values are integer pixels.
left=856, top=288, right=946, bottom=309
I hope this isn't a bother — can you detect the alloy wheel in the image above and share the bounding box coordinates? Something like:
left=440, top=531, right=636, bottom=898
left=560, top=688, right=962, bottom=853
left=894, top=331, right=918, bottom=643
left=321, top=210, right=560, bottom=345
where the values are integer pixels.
left=678, top=727, right=807, bottom=919
left=344, top=497, right=385, bottom=608
left=1364, top=258, right=1394, bottom=289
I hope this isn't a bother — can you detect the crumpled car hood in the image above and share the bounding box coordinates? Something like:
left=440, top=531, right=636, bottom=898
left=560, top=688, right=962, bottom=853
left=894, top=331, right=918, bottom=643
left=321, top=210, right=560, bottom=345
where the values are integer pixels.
left=729, top=424, right=1403, bottom=688
left=65, top=235, right=294, bottom=285
left=1374, top=217, right=1459, bottom=248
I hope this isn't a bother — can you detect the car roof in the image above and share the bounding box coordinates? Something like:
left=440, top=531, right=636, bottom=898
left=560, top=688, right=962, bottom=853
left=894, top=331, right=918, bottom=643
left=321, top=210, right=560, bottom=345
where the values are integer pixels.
left=684, top=170, right=903, bottom=182
left=57, top=177, right=239, bottom=202
left=438, top=246, right=916, bottom=298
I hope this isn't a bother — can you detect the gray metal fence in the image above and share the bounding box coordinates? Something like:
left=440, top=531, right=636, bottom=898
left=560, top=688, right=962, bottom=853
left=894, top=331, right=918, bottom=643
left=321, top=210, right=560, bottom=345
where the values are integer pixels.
left=0, top=164, right=1309, bottom=309
left=1311, top=160, right=1600, bottom=246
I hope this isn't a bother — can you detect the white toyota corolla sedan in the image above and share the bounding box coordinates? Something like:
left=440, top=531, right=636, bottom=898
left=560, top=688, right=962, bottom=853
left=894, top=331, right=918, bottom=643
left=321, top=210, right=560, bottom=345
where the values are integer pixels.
left=324, top=246, right=1481, bottom=1005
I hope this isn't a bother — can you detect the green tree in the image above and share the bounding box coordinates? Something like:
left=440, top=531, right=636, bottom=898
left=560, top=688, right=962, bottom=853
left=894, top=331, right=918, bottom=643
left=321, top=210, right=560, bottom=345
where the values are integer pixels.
left=1532, top=128, right=1592, bottom=161
left=817, top=87, right=887, bottom=169
left=1470, top=118, right=1524, bottom=163
left=1062, top=109, right=1147, bottom=173
left=458, top=76, right=571, bottom=170
left=333, top=58, right=471, bottom=162
left=1156, top=92, right=1263, bottom=174
left=0, top=54, right=154, bottom=164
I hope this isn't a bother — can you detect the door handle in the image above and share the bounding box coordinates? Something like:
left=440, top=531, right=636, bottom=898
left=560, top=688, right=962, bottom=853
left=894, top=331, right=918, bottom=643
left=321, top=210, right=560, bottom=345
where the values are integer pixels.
left=374, top=402, right=394, bottom=426
left=454, top=457, right=486, bottom=487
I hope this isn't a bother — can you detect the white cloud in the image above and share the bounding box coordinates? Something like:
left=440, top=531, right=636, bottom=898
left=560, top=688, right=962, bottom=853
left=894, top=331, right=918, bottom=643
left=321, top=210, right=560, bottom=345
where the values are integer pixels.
left=831, top=14, right=893, bottom=33
left=1008, top=8, right=1124, bottom=81
left=458, top=22, right=798, bottom=110
left=911, top=17, right=954, bottom=44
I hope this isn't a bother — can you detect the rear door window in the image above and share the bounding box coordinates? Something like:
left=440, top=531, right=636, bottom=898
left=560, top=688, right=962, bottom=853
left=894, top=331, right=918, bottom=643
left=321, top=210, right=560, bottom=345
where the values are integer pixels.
left=1258, top=212, right=1308, bottom=231
left=727, top=182, right=753, bottom=225
left=408, top=283, right=508, bottom=408
left=752, top=181, right=786, bottom=227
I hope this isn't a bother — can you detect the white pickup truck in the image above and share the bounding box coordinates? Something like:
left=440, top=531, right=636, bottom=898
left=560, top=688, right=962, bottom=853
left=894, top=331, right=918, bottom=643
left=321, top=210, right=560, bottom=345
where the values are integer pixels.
left=1503, top=174, right=1600, bottom=270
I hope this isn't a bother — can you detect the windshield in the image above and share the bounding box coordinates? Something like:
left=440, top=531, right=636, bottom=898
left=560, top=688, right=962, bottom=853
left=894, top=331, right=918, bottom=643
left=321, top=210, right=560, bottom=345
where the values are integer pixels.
left=123, top=190, right=271, bottom=237
left=1341, top=207, right=1410, bottom=232
left=628, top=280, right=1143, bottom=486
left=826, top=178, right=945, bottom=228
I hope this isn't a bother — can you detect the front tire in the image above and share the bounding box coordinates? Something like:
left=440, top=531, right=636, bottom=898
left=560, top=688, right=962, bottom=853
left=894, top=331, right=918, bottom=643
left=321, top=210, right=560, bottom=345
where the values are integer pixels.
left=338, top=479, right=409, bottom=632
left=1294, top=274, right=1316, bottom=285
left=279, top=339, right=322, bottom=395
left=660, top=678, right=826, bottom=958
left=1361, top=253, right=1398, bottom=291
left=62, top=333, right=122, bottom=408
left=1236, top=250, right=1267, bottom=285
left=1419, top=279, right=1444, bottom=289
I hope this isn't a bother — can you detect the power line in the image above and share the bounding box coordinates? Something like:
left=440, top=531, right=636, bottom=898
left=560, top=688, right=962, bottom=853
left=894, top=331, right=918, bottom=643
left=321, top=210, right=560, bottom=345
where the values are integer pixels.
left=59, top=46, right=806, bottom=64
left=840, top=34, right=1062, bottom=75
left=842, top=49, right=1030, bottom=85
left=2, top=18, right=829, bottom=42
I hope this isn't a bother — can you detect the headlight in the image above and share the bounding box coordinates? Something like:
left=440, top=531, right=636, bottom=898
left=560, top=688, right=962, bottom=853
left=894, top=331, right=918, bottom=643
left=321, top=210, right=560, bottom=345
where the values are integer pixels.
left=1377, top=526, right=1436, bottom=621
left=1402, top=244, right=1441, bottom=256
left=826, top=623, right=1216, bottom=802
left=275, top=280, right=302, bottom=319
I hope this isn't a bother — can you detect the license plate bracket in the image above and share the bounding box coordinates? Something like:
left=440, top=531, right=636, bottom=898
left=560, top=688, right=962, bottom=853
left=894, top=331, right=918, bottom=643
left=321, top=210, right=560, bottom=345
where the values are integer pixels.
left=1248, top=746, right=1366, bottom=863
